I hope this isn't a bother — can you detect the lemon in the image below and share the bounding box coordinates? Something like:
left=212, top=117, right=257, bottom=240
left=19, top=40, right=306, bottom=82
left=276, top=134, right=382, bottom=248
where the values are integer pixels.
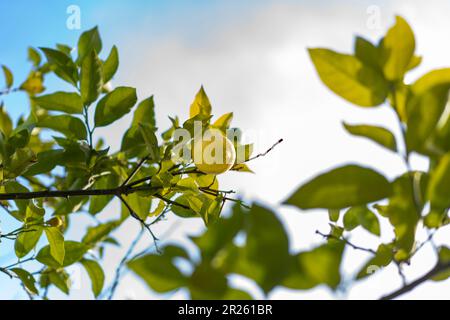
left=193, top=129, right=236, bottom=174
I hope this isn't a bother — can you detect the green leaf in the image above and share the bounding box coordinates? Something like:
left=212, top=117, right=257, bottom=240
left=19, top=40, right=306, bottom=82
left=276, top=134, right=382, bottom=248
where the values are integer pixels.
left=0, top=105, right=13, bottom=136
left=190, top=86, right=212, bottom=118
left=82, top=221, right=120, bottom=246
left=15, top=225, right=43, bottom=258
left=284, top=165, right=392, bottom=209
left=138, top=123, right=160, bottom=161
left=432, top=247, right=450, bottom=281
left=7, top=148, right=37, bottom=178
left=27, top=47, right=41, bottom=67
left=354, top=37, right=381, bottom=71
left=343, top=206, right=380, bottom=236
left=80, top=259, right=105, bottom=297
left=213, top=112, right=233, bottom=133
left=39, top=115, right=87, bottom=140
left=356, top=244, right=394, bottom=279
left=382, top=174, right=422, bottom=259
left=2, top=65, right=13, bottom=88
left=122, top=193, right=151, bottom=221
left=171, top=195, right=198, bottom=218
left=234, top=204, right=290, bottom=293
left=10, top=268, right=38, bottom=295
left=428, top=152, right=450, bottom=210
left=191, top=203, right=244, bottom=260
left=128, top=254, right=186, bottom=293
left=380, top=16, right=415, bottom=81
left=189, top=262, right=228, bottom=299
left=412, top=68, right=450, bottom=95
left=44, top=227, right=65, bottom=266
left=40, top=47, right=78, bottom=86
left=102, top=45, right=119, bottom=83
left=308, top=48, right=388, bottom=107
left=328, top=209, right=340, bottom=222
left=94, top=86, right=137, bottom=127
left=406, top=86, right=449, bottom=154
left=80, top=50, right=103, bottom=106
left=77, top=26, right=102, bottom=64
left=89, top=174, right=120, bottom=214
left=283, top=241, right=345, bottom=290
left=132, top=96, right=156, bottom=128
left=23, top=149, right=65, bottom=176
left=33, top=92, right=83, bottom=114
left=36, top=241, right=87, bottom=268
left=343, top=123, right=397, bottom=152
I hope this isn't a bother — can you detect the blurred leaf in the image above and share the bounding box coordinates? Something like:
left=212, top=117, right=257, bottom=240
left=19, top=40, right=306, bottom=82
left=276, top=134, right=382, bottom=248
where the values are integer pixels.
left=82, top=221, right=120, bottom=246
left=191, top=203, right=244, bottom=261
left=328, top=209, right=340, bottom=222
left=27, top=47, right=41, bottom=67
left=283, top=241, right=345, bottom=290
left=380, top=16, right=415, bottom=81
left=354, top=37, right=381, bottom=71
left=94, top=86, right=137, bottom=127
left=343, top=206, right=380, bottom=236
left=80, top=259, right=105, bottom=297
left=308, top=48, right=388, bottom=107
left=189, top=262, right=228, bottom=299
left=39, top=115, right=87, bottom=140
left=285, top=165, right=392, bottom=209
left=128, top=254, right=186, bottom=293
left=19, top=71, right=45, bottom=95
left=343, top=123, right=397, bottom=152
left=33, top=92, right=83, bottom=114
left=11, top=268, right=38, bottom=295
left=428, top=152, right=450, bottom=210
left=2, top=65, right=13, bottom=88
left=406, top=86, right=449, bottom=154
left=432, top=247, right=450, bottom=281
left=356, top=244, right=394, bottom=279
left=103, top=45, right=119, bottom=83
left=80, top=50, right=103, bottom=106
left=234, top=204, right=289, bottom=293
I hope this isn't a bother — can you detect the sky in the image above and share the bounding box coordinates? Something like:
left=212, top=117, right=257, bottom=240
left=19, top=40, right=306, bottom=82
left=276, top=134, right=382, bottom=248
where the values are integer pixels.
left=0, top=0, right=449, bottom=299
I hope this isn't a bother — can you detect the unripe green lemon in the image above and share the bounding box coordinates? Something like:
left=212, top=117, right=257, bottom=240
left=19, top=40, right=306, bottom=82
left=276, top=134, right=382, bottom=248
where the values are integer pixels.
left=193, top=129, right=236, bottom=175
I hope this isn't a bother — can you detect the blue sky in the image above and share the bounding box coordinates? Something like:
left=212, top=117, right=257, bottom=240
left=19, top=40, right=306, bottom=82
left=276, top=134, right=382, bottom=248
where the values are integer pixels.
left=1, top=0, right=450, bottom=300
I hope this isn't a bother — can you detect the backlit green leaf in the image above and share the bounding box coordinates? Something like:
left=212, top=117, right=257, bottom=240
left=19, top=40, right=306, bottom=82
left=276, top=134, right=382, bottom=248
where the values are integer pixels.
left=343, top=123, right=397, bottom=152
left=33, top=92, right=83, bottom=114
left=94, top=86, right=137, bottom=127
left=285, top=165, right=392, bottom=209
left=308, top=48, right=388, bottom=107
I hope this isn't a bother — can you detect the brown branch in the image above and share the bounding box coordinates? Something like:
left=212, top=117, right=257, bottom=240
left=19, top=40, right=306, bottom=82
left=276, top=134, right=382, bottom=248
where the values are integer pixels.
left=245, top=138, right=283, bottom=162
left=380, top=261, right=450, bottom=300
left=315, top=230, right=376, bottom=254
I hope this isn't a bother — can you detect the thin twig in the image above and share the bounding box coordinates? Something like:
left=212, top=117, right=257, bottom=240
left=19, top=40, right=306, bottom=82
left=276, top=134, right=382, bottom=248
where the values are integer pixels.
left=121, top=155, right=150, bottom=187
left=107, top=227, right=145, bottom=300
left=245, top=138, right=283, bottom=162
left=316, top=230, right=376, bottom=254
